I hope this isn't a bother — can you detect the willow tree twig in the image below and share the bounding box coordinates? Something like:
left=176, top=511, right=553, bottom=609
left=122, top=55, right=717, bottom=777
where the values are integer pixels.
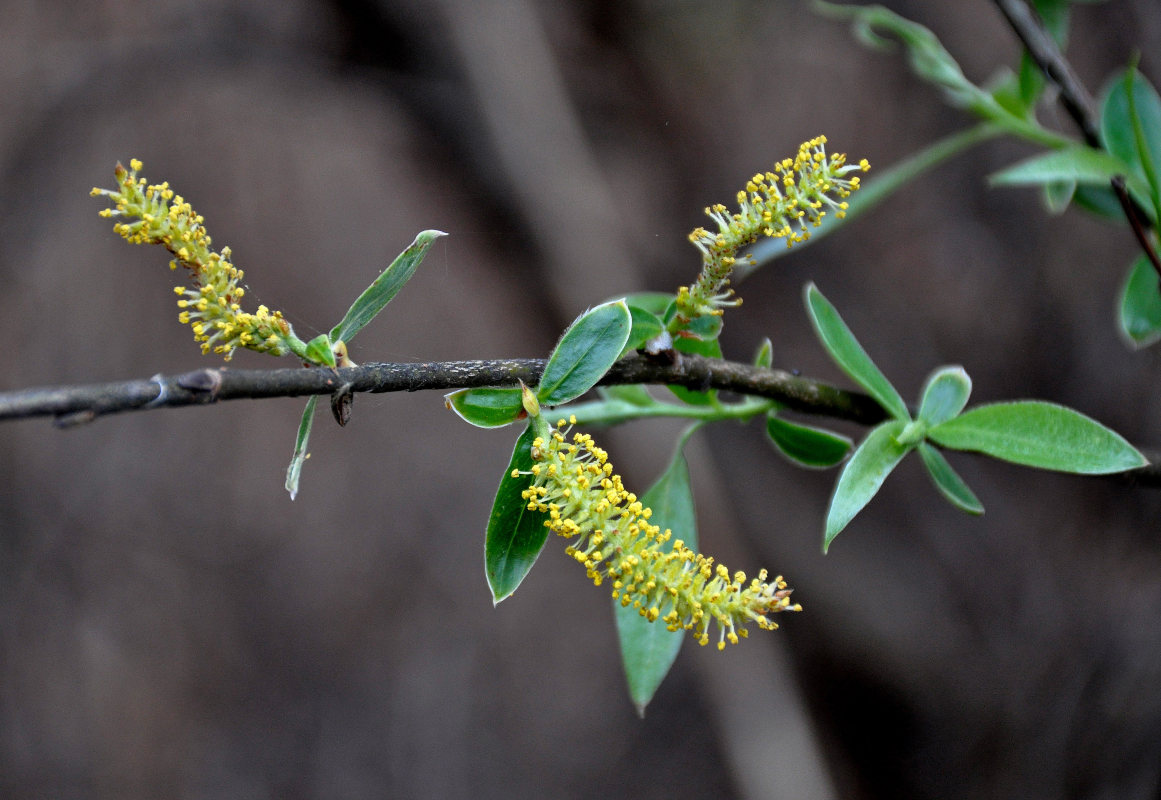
left=0, top=353, right=887, bottom=427
left=992, top=0, right=1161, bottom=278
left=3, top=354, right=1159, bottom=486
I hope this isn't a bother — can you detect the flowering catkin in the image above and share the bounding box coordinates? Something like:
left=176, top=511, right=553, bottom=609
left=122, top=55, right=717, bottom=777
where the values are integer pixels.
left=92, top=159, right=296, bottom=360
left=675, top=135, right=869, bottom=327
left=519, top=418, right=800, bottom=649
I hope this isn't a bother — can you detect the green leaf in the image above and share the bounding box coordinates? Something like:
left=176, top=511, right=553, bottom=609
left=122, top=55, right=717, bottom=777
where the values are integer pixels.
left=918, top=442, right=984, bottom=515
left=445, top=387, right=526, bottom=428
left=805, top=283, right=910, bottom=421
left=666, top=334, right=721, bottom=406
left=597, top=384, right=655, bottom=406
left=621, top=305, right=665, bottom=357
left=485, top=425, right=551, bottom=603
left=766, top=414, right=852, bottom=468
left=285, top=396, right=318, bottom=500
left=989, top=68, right=1030, bottom=119
left=302, top=333, right=337, bottom=367
left=1031, top=0, right=1071, bottom=46
left=1041, top=179, right=1076, bottom=214
left=1017, top=51, right=1046, bottom=110
left=1101, top=68, right=1161, bottom=203
left=928, top=401, right=1148, bottom=474
left=753, top=337, right=773, bottom=369
left=825, top=419, right=910, bottom=551
left=989, top=145, right=1143, bottom=193
left=538, top=299, right=632, bottom=406
left=1072, top=183, right=1125, bottom=220
left=1119, top=253, right=1161, bottom=348
left=615, top=426, right=699, bottom=716
left=917, top=366, right=972, bottom=426
left=329, top=230, right=446, bottom=344
left=621, top=292, right=674, bottom=318
left=811, top=1, right=998, bottom=115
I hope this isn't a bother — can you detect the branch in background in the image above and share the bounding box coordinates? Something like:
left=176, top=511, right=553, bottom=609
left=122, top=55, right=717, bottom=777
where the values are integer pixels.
left=2, top=354, right=1158, bottom=486
left=993, top=0, right=1161, bottom=278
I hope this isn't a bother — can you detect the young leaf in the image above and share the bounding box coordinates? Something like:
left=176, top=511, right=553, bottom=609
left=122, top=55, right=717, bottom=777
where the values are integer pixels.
left=445, top=387, right=526, bottom=428
left=989, top=145, right=1144, bottom=195
left=615, top=426, right=700, bottom=716
left=811, top=1, right=997, bottom=115
left=766, top=414, right=852, bottom=469
left=485, top=425, right=551, bottom=603
left=1041, top=180, right=1076, bottom=215
left=1072, top=183, right=1127, bottom=220
left=918, top=442, right=984, bottom=515
left=825, top=419, right=910, bottom=551
left=621, top=291, right=674, bottom=317
left=928, top=401, right=1148, bottom=474
left=805, top=283, right=910, bottom=420
left=753, top=337, right=773, bottom=369
left=329, top=230, right=447, bottom=344
left=302, top=333, right=337, bottom=367
left=538, top=299, right=632, bottom=406
left=597, top=384, right=655, bottom=406
left=285, top=396, right=318, bottom=500
left=917, top=366, right=972, bottom=427
left=1119, top=253, right=1161, bottom=348
left=1101, top=68, right=1161, bottom=200
left=621, top=305, right=665, bottom=357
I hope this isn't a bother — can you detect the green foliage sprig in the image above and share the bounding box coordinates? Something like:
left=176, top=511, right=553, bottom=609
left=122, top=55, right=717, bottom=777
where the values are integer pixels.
left=89, top=98, right=1150, bottom=708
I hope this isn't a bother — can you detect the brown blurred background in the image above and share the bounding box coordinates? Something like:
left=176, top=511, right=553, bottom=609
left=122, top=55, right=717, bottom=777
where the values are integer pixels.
left=2, top=1, right=1161, bottom=797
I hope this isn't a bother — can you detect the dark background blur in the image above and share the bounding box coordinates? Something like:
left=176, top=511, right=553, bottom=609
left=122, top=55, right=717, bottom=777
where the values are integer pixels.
left=2, top=1, right=1161, bottom=798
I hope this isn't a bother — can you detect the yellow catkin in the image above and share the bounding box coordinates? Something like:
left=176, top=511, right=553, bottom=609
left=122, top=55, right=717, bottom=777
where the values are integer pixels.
left=676, top=136, right=869, bottom=326
left=92, top=160, right=295, bottom=360
left=522, top=418, right=800, bottom=649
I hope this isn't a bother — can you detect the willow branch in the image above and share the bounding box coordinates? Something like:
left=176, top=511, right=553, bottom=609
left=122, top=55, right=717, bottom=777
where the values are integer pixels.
left=2, top=354, right=1158, bottom=486
left=0, top=354, right=886, bottom=427
left=992, top=0, right=1161, bottom=278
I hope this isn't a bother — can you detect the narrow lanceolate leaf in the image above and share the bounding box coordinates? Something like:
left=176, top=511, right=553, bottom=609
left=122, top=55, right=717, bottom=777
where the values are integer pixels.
left=805, top=283, right=910, bottom=421
left=766, top=414, right=852, bottom=468
left=329, top=230, right=447, bottom=343
left=917, top=366, right=972, bottom=427
left=1119, top=253, right=1161, bottom=348
left=918, top=442, right=984, bottom=515
left=825, top=419, right=910, bottom=551
left=538, top=299, right=632, bottom=406
left=753, top=337, right=773, bottom=369
left=486, top=425, right=550, bottom=603
left=1101, top=67, right=1161, bottom=214
left=811, top=0, right=997, bottom=115
left=928, top=401, right=1148, bottom=474
left=285, top=396, right=319, bottom=500
left=616, top=427, right=699, bottom=717
left=444, top=387, right=526, bottom=428
left=989, top=145, right=1146, bottom=198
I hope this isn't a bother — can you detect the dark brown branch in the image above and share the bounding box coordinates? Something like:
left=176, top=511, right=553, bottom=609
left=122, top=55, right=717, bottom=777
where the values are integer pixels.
left=2, top=354, right=1158, bottom=486
left=0, top=354, right=887, bottom=427
left=993, top=0, right=1161, bottom=279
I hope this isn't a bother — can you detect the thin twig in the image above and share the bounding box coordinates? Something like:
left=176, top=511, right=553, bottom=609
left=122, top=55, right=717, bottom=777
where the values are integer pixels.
left=3, top=354, right=1158, bottom=486
left=992, top=0, right=1161, bottom=279
left=0, top=354, right=887, bottom=427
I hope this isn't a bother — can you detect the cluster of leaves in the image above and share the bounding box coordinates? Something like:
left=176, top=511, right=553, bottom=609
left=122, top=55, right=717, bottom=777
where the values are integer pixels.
left=755, top=1, right=1161, bottom=347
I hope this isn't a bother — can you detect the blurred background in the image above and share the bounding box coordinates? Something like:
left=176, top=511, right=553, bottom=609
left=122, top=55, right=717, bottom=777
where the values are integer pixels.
left=2, top=1, right=1161, bottom=797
